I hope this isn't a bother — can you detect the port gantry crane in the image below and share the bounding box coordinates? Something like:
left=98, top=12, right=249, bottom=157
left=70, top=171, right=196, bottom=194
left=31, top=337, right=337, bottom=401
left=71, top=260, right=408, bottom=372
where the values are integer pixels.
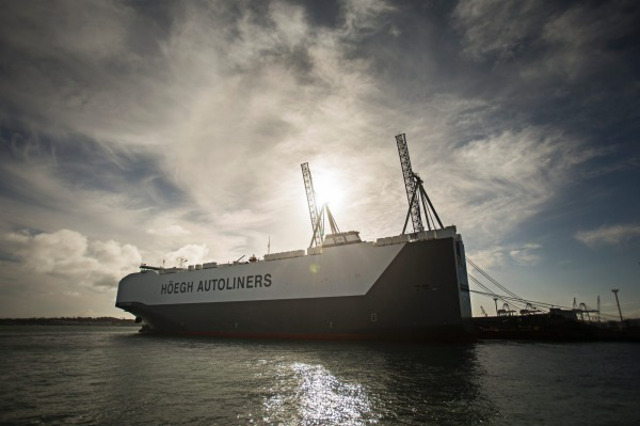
left=301, top=162, right=340, bottom=249
left=395, top=133, right=444, bottom=234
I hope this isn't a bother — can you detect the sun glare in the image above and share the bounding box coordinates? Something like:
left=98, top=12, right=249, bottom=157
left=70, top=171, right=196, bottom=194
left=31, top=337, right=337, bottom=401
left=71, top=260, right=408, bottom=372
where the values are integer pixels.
left=312, top=171, right=345, bottom=210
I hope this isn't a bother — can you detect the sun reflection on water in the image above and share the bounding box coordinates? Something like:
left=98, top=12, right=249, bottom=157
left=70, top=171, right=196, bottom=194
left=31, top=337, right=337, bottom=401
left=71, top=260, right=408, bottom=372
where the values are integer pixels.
left=263, top=362, right=377, bottom=425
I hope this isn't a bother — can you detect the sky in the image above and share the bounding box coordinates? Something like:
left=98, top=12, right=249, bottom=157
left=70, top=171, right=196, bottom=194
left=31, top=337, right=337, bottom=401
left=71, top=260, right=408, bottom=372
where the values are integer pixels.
left=0, top=0, right=639, bottom=319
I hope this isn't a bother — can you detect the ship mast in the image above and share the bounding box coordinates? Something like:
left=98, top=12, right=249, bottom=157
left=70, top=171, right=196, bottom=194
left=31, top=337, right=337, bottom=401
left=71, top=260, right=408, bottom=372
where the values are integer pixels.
left=395, top=133, right=444, bottom=234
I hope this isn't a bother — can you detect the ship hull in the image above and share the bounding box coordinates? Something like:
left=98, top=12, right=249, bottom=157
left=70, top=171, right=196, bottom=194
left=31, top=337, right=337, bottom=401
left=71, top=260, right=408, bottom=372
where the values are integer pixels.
left=116, top=233, right=474, bottom=341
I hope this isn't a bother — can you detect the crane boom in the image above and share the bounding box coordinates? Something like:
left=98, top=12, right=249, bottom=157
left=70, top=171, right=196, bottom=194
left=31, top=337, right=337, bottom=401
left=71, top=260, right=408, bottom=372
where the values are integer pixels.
left=395, top=133, right=444, bottom=234
left=395, top=133, right=424, bottom=233
left=301, top=162, right=342, bottom=248
left=301, top=162, right=322, bottom=248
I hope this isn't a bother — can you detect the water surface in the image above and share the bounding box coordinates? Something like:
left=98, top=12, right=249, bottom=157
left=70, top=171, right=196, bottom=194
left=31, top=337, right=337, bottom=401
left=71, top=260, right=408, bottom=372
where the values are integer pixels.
left=1, top=326, right=638, bottom=425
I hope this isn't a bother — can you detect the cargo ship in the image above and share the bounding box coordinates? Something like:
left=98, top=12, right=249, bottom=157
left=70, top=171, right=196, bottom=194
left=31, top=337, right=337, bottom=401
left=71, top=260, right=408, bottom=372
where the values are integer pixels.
left=115, top=134, right=474, bottom=340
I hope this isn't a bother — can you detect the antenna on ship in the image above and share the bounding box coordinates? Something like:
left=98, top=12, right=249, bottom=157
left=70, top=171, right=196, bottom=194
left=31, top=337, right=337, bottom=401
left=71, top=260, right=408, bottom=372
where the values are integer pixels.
left=395, top=133, right=444, bottom=234
left=301, top=162, right=340, bottom=249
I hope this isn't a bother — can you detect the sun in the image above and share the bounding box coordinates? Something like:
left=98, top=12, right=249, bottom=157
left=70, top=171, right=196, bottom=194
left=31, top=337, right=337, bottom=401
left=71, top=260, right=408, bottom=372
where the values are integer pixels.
left=312, top=170, right=345, bottom=211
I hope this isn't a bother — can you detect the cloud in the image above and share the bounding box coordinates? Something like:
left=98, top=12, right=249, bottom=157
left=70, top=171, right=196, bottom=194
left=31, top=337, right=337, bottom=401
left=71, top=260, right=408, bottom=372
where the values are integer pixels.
left=509, top=243, right=542, bottom=265
left=147, top=225, right=190, bottom=237
left=467, top=247, right=507, bottom=270
left=340, top=0, right=394, bottom=36
left=5, top=229, right=141, bottom=288
left=538, top=1, right=640, bottom=81
left=575, top=224, right=640, bottom=248
left=426, top=125, right=598, bottom=245
left=0, top=0, right=597, bottom=252
left=469, top=242, right=542, bottom=270
left=162, top=244, right=210, bottom=268
left=453, top=0, right=546, bottom=61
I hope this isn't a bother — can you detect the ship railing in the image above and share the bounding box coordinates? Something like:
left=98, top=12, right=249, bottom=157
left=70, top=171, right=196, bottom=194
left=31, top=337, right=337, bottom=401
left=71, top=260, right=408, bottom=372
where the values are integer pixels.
left=264, top=249, right=305, bottom=261
left=376, top=226, right=458, bottom=246
left=375, top=234, right=411, bottom=246
left=158, top=267, right=186, bottom=275
left=411, top=226, right=457, bottom=241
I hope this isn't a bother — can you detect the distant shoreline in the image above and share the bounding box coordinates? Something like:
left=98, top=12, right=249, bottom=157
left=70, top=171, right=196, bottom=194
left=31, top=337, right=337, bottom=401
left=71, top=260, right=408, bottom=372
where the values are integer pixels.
left=0, top=317, right=138, bottom=326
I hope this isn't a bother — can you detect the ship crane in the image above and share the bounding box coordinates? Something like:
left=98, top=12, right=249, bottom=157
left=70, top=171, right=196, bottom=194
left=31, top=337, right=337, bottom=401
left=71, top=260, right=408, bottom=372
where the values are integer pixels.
left=301, top=162, right=321, bottom=248
left=395, top=133, right=444, bottom=234
left=301, top=162, right=340, bottom=248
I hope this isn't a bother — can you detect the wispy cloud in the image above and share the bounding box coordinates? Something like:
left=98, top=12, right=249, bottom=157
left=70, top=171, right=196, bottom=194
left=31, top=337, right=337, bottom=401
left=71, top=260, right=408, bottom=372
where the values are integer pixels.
left=147, top=225, right=190, bottom=237
left=509, top=243, right=542, bottom=266
left=453, top=0, right=639, bottom=83
left=453, top=0, right=546, bottom=62
left=575, top=224, right=640, bottom=248
left=469, top=242, right=543, bottom=270
left=424, top=125, right=596, bottom=245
